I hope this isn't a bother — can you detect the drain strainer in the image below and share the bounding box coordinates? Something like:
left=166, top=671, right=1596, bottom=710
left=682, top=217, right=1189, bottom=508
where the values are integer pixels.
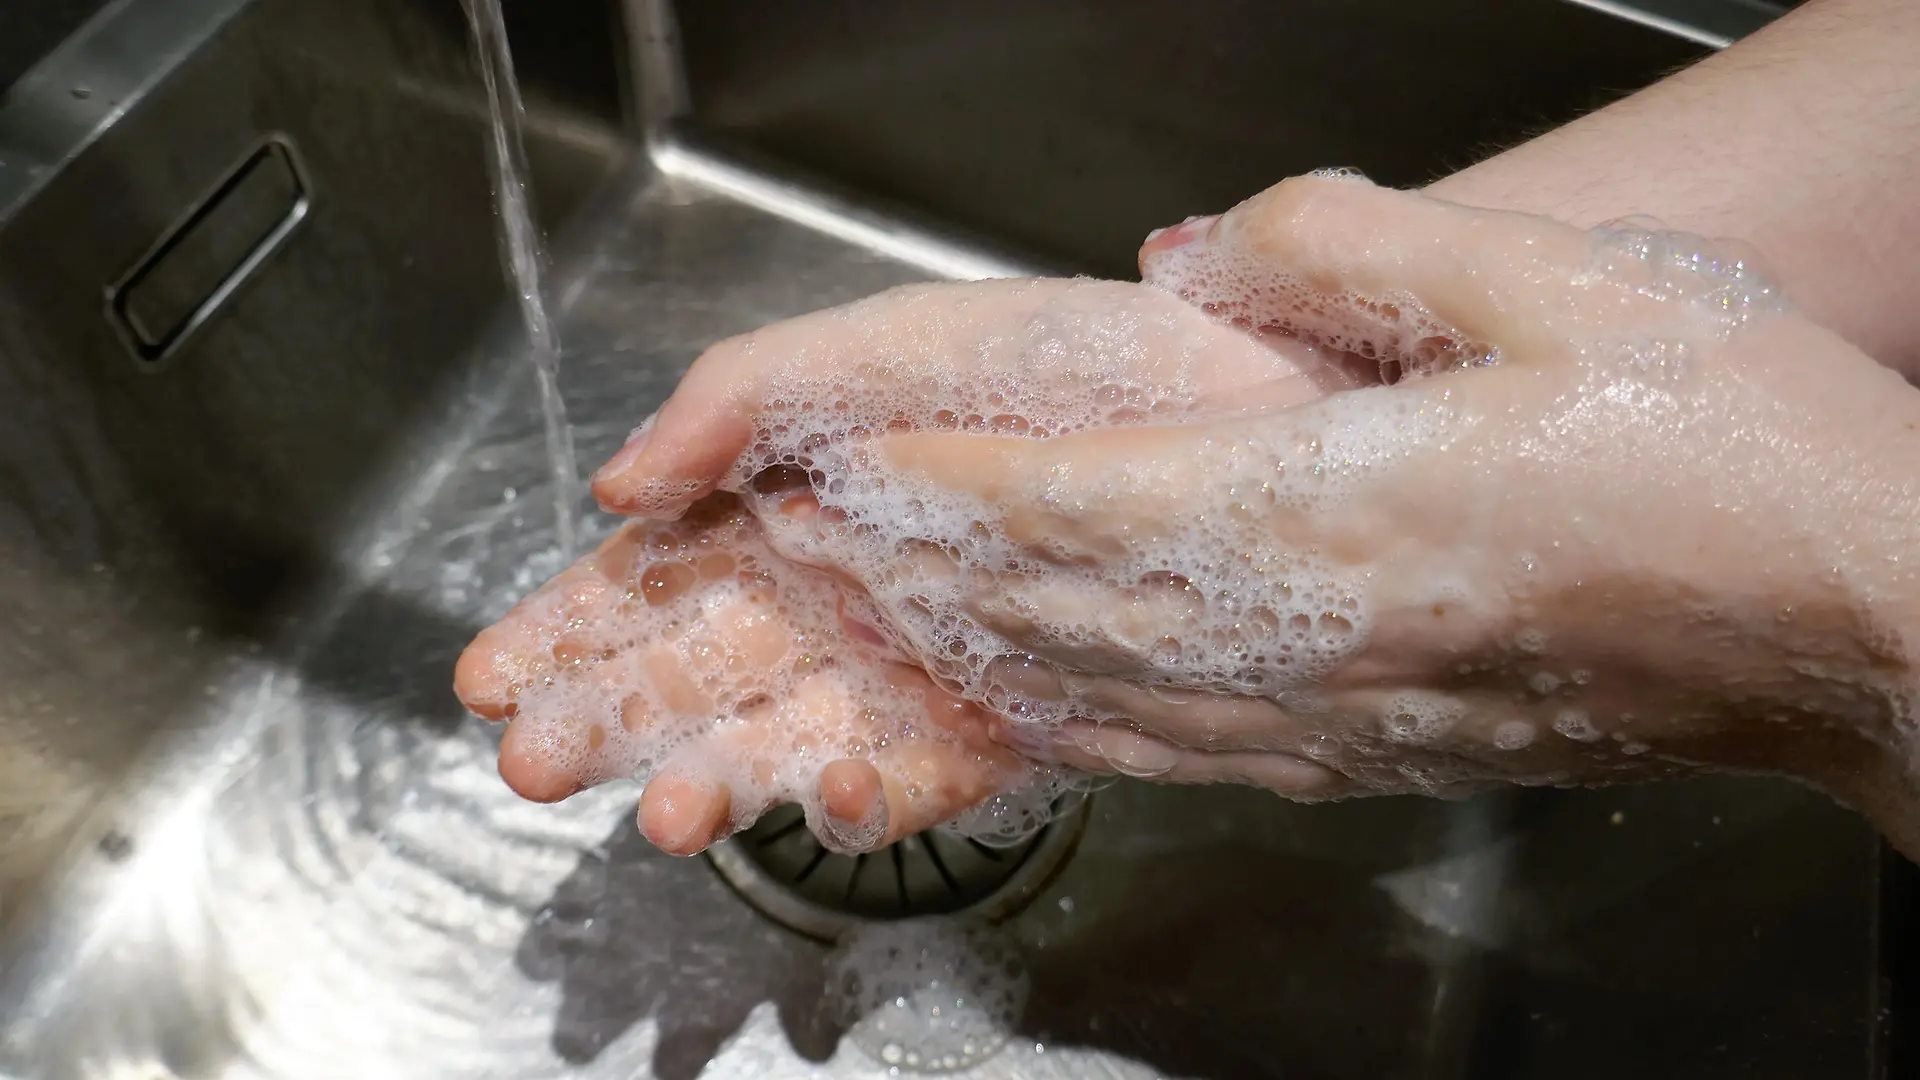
left=707, top=794, right=1089, bottom=941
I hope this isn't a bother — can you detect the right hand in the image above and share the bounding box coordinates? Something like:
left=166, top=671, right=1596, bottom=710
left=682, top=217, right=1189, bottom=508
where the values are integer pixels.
left=599, top=174, right=1920, bottom=861
left=885, top=175, right=1920, bottom=857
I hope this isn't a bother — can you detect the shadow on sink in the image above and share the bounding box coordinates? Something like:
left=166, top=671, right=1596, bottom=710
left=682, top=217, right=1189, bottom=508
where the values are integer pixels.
left=514, top=813, right=840, bottom=1080
left=503, top=781, right=1437, bottom=1080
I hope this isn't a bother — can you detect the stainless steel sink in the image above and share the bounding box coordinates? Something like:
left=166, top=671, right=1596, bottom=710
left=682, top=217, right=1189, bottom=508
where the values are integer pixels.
left=0, top=0, right=1901, bottom=1077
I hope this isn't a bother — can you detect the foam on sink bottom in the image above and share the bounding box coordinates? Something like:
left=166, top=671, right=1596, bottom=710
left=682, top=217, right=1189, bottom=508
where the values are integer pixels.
left=827, top=918, right=1028, bottom=1074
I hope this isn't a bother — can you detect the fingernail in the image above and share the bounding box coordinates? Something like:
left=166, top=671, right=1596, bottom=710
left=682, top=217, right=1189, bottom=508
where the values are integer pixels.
left=658, top=811, right=708, bottom=853
left=592, top=415, right=655, bottom=483
left=1147, top=684, right=1198, bottom=705
left=986, top=654, right=1065, bottom=701
left=989, top=716, right=1054, bottom=757
left=1058, top=670, right=1096, bottom=695
left=1264, top=753, right=1347, bottom=793
left=1141, top=215, right=1217, bottom=255
left=646, top=775, right=718, bottom=853
left=822, top=791, right=889, bottom=852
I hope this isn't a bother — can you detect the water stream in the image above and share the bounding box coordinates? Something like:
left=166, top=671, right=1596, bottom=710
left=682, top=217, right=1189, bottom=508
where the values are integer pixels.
left=461, top=0, right=580, bottom=556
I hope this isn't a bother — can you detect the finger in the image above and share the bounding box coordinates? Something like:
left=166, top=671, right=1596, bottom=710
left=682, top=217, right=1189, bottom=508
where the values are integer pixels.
left=589, top=298, right=912, bottom=517
left=1140, top=172, right=1593, bottom=365
left=496, top=716, right=590, bottom=803
left=819, top=758, right=887, bottom=824
left=902, top=662, right=1013, bottom=755
left=714, top=660, right=1016, bottom=855
left=815, top=758, right=892, bottom=852
left=590, top=273, right=1352, bottom=521
left=638, top=773, right=735, bottom=856
left=1070, top=674, right=1306, bottom=753
left=454, top=528, right=637, bottom=718
left=812, top=739, right=1008, bottom=855
left=972, top=574, right=1240, bottom=679
left=1042, top=720, right=1350, bottom=796
left=858, top=675, right=1026, bottom=847
left=454, top=625, right=532, bottom=720
left=867, top=739, right=1012, bottom=847
left=455, top=594, right=582, bottom=721
left=876, top=420, right=1322, bottom=554
left=1044, top=720, right=1181, bottom=778
left=876, top=426, right=1202, bottom=546
left=1165, top=747, right=1353, bottom=795
left=977, top=647, right=1332, bottom=761
left=589, top=349, right=755, bottom=519
left=813, top=665, right=1023, bottom=852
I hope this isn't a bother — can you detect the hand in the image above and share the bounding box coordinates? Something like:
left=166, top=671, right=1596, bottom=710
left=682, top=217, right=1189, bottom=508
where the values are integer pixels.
left=588, top=277, right=1360, bottom=519
left=453, top=494, right=1038, bottom=856
left=461, top=277, right=1339, bottom=856
left=668, top=175, right=1920, bottom=854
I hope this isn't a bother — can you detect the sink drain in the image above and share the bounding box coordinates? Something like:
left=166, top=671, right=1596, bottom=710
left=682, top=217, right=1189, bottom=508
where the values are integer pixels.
left=707, top=794, right=1088, bottom=941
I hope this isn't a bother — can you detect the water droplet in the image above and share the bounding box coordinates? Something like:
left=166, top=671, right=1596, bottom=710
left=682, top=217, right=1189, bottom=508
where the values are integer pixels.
left=1552, top=709, right=1598, bottom=742
left=1492, top=721, right=1535, bottom=750
left=1151, top=636, right=1182, bottom=666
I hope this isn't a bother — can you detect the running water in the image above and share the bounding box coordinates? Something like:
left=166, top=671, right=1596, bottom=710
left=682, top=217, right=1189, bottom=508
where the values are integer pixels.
left=461, top=0, right=580, bottom=556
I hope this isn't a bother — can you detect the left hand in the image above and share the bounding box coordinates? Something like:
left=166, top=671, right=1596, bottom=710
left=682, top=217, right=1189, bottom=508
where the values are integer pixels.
left=454, top=494, right=1034, bottom=856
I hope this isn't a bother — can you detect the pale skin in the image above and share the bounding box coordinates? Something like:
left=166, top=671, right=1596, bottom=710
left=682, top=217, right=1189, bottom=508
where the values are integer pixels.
left=455, top=0, right=1920, bottom=858
left=1426, top=0, right=1920, bottom=375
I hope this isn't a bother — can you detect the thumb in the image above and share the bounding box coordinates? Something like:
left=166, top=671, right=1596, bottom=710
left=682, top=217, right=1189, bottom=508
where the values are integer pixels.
left=1139, top=173, right=1593, bottom=371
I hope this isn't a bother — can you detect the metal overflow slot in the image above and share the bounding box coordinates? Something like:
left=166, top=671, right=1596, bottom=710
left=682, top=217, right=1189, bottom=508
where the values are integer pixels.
left=105, top=135, right=310, bottom=369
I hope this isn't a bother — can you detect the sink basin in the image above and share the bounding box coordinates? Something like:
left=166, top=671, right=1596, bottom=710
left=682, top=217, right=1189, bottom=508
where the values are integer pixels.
left=0, top=0, right=1901, bottom=1077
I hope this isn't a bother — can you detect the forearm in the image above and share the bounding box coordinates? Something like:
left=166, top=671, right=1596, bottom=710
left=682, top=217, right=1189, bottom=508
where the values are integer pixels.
left=1425, top=0, right=1920, bottom=375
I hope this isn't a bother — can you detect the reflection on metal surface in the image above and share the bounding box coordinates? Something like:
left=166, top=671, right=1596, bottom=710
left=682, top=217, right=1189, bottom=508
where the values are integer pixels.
left=669, top=0, right=1716, bottom=278
left=620, top=0, right=689, bottom=141
left=1562, top=0, right=1794, bottom=49
left=707, top=794, right=1088, bottom=942
left=0, top=0, right=254, bottom=223
left=652, top=136, right=1046, bottom=282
